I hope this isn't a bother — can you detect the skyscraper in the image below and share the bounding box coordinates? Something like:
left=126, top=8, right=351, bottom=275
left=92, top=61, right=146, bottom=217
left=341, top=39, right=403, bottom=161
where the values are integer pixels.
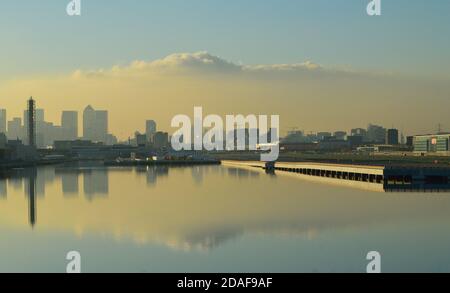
left=146, top=120, right=157, bottom=141
left=367, top=124, right=387, bottom=144
left=0, top=109, right=6, bottom=134
left=83, top=105, right=108, bottom=143
left=27, top=97, right=36, bottom=147
left=95, top=110, right=108, bottom=143
left=153, top=132, right=169, bottom=149
left=7, top=118, right=22, bottom=140
left=62, top=111, right=78, bottom=140
left=24, top=108, right=44, bottom=147
left=386, top=129, right=399, bottom=145
left=83, top=105, right=96, bottom=141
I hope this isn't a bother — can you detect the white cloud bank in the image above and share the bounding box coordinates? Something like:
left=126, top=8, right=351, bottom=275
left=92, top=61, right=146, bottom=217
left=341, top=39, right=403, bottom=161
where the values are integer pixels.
left=72, top=51, right=323, bottom=79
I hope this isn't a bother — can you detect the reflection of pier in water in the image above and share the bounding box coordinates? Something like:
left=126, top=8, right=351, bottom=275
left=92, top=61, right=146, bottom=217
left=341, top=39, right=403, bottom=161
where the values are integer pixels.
left=223, top=161, right=450, bottom=193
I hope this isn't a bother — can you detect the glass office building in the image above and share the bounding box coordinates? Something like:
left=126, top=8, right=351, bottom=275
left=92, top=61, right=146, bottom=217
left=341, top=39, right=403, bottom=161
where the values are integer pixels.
left=414, top=134, right=450, bottom=154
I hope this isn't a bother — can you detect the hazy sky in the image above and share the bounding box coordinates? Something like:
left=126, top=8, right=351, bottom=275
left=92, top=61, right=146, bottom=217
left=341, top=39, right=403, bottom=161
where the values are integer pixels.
left=0, top=0, right=449, bottom=138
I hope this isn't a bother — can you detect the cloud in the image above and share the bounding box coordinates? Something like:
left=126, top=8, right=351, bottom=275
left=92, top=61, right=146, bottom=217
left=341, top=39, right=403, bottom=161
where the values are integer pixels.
left=244, top=61, right=322, bottom=72
left=72, top=51, right=322, bottom=79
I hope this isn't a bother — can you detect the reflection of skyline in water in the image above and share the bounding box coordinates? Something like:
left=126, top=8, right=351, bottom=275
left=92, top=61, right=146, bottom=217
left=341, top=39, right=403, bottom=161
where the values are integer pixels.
left=1, top=166, right=112, bottom=226
left=0, top=178, right=6, bottom=199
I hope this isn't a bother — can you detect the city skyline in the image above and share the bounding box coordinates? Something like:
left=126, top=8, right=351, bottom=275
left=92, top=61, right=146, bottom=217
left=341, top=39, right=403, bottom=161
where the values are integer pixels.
left=0, top=99, right=421, bottom=148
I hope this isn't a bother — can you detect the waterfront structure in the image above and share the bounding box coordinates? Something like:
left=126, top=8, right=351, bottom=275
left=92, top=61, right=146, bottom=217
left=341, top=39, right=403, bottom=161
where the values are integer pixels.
left=223, top=161, right=450, bottom=191
left=386, top=129, right=399, bottom=145
left=413, top=133, right=450, bottom=155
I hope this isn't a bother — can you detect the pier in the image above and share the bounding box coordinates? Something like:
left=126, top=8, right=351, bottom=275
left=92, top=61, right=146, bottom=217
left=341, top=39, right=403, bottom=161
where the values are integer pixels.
left=223, top=161, right=450, bottom=191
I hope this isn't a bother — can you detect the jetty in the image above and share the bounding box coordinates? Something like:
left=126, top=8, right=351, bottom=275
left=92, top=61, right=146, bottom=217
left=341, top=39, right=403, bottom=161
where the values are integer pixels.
left=223, top=160, right=450, bottom=191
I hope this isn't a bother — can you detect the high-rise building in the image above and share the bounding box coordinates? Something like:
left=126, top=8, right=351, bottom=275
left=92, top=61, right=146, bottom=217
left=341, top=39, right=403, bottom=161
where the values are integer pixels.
left=0, top=109, right=6, bottom=134
left=351, top=128, right=367, bottom=141
left=95, top=110, right=108, bottom=143
left=146, top=120, right=157, bottom=141
left=367, top=124, right=386, bottom=144
left=62, top=111, right=78, bottom=140
left=386, top=129, right=399, bottom=145
left=83, top=105, right=96, bottom=141
left=83, top=105, right=108, bottom=143
left=7, top=118, right=22, bottom=140
left=135, top=132, right=147, bottom=147
left=153, top=132, right=169, bottom=149
left=26, top=97, right=37, bottom=147
left=406, top=136, right=414, bottom=147
left=24, top=108, right=44, bottom=147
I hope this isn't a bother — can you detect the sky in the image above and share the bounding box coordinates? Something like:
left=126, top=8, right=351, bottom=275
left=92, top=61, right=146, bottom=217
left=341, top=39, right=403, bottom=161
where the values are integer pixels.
left=0, top=0, right=449, bottom=138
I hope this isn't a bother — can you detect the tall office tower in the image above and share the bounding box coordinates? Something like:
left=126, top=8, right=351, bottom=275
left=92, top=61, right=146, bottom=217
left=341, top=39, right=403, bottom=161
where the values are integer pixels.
left=83, top=105, right=108, bottom=143
left=62, top=111, right=78, bottom=140
left=367, top=124, right=387, bottom=144
left=146, top=120, right=157, bottom=141
left=95, top=110, right=108, bottom=143
left=24, top=108, right=44, bottom=147
left=386, top=129, right=399, bottom=145
left=27, top=97, right=36, bottom=147
left=153, top=132, right=169, bottom=149
left=7, top=118, right=22, bottom=140
left=83, top=105, right=96, bottom=141
left=0, top=109, right=6, bottom=134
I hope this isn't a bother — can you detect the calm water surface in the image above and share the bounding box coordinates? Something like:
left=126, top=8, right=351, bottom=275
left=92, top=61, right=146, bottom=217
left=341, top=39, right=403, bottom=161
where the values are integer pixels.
left=1, top=164, right=450, bottom=273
